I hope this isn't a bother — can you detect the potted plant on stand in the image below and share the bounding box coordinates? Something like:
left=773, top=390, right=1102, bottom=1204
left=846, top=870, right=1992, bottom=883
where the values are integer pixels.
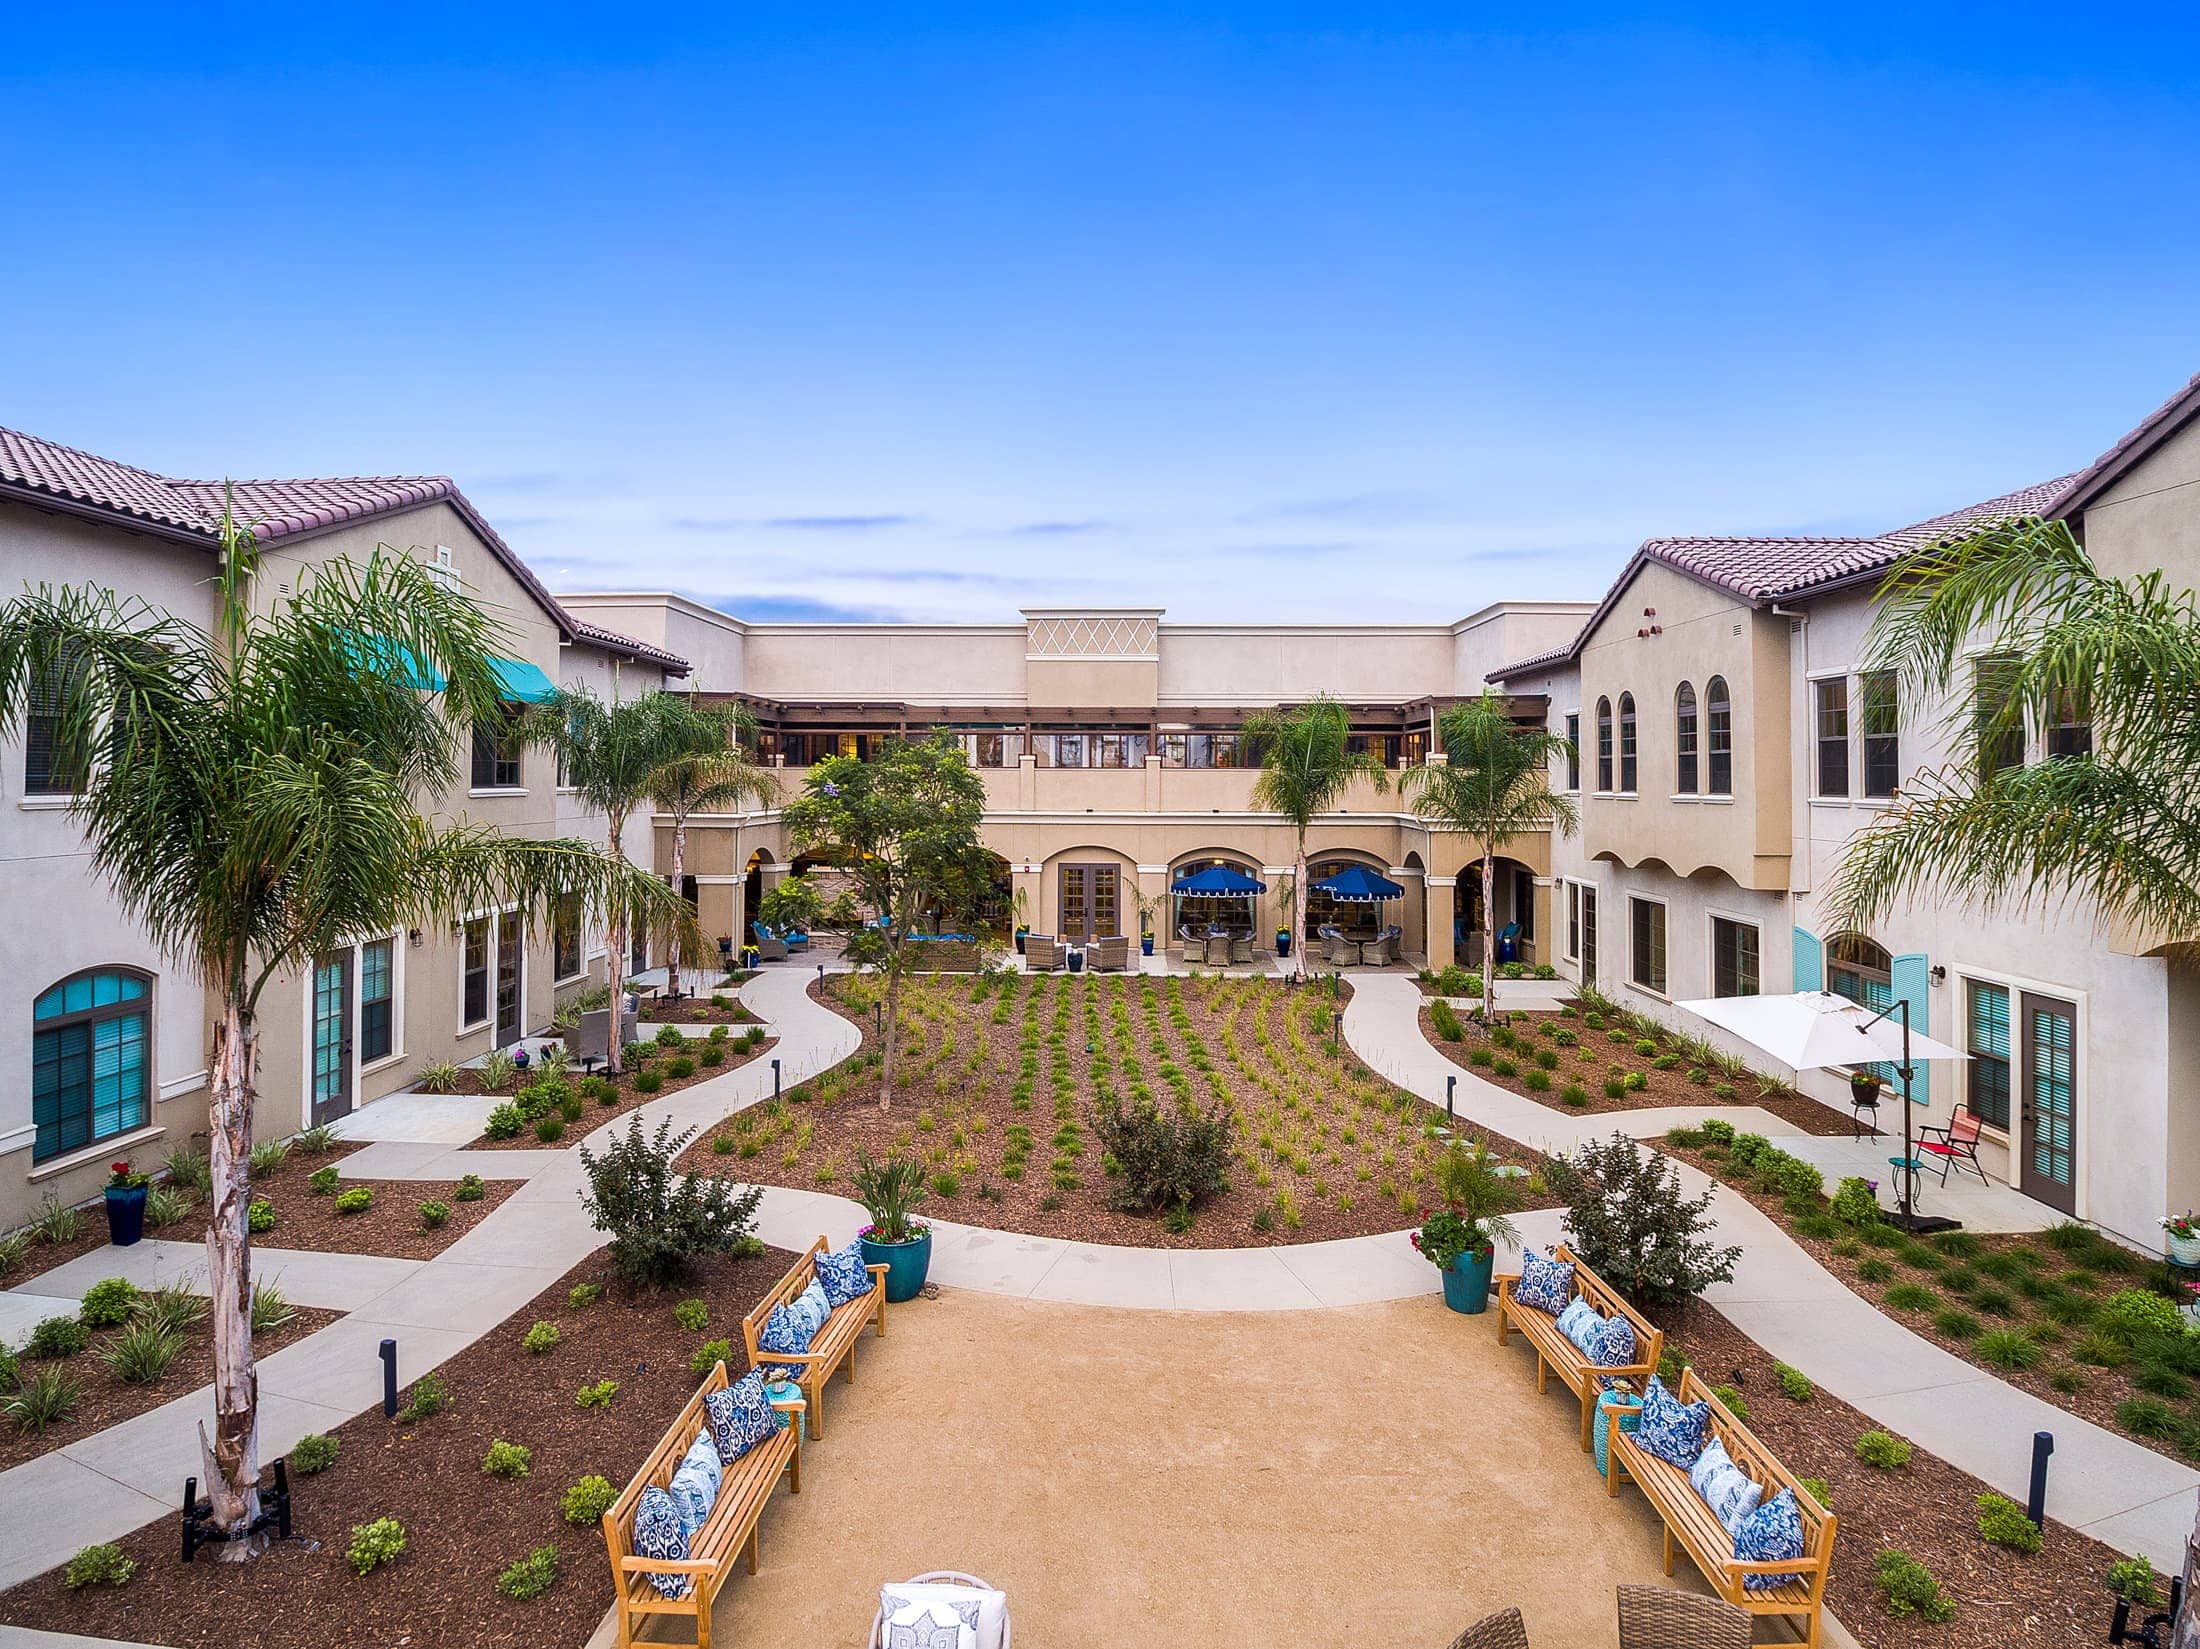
left=1273, top=872, right=1295, bottom=960
left=2164, top=1211, right=2200, bottom=1269
left=1411, top=1140, right=1520, bottom=1314
left=1011, top=886, right=1030, bottom=955
left=853, top=1150, right=932, bottom=1303
left=1133, top=889, right=1160, bottom=957
left=104, top=1160, right=150, bottom=1248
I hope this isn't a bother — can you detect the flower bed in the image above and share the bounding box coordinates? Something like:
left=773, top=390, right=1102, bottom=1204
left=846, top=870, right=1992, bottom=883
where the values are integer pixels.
left=0, top=1244, right=802, bottom=1648
left=1659, top=1300, right=2137, bottom=1649
left=461, top=1026, right=779, bottom=1150
left=678, top=972, right=1559, bottom=1249
left=1666, top=1120, right=2200, bottom=1465
left=1417, top=991, right=1849, bottom=1134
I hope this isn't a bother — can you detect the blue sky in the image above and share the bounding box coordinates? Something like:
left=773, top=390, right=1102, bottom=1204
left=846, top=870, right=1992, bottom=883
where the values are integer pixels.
left=5, top=4, right=2199, bottom=623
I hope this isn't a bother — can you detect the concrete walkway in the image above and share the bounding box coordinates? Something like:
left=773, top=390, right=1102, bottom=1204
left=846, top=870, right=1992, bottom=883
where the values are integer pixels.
left=1343, top=970, right=2200, bottom=1567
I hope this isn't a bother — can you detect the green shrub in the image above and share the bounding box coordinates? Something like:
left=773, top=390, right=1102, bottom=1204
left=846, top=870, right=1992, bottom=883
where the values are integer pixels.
left=1709, top=1383, right=1749, bottom=1422
left=418, top=1199, right=451, bottom=1229
left=1686, top=1067, right=1709, bottom=1086
left=1542, top=1132, right=1738, bottom=1304
left=1430, top=1001, right=1465, bottom=1041
left=1697, top=1118, right=1735, bottom=1145
left=666, top=1055, right=697, bottom=1080
left=631, top=1069, right=665, bottom=1094
left=698, top=1044, right=725, bottom=1067
left=534, top=1116, right=566, bottom=1143
left=521, top=1321, right=559, bottom=1355
left=1772, top=1362, right=1813, bottom=1402
left=1560, top=1083, right=1589, bottom=1108
left=1792, top=1213, right=1839, bottom=1241
left=481, top=1439, right=533, bottom=1480
left=248, top=1138, right=290, bottom=1175
left=1975, top=1493, right=2042, bottom=1553
left=497, top=1544, right=559, bottom=1600
left=562, top=1474, right=617, bottom=1524
left=100, top=1321, right=183, bottom=1384
left=455, top=1173, right=487, bottom=1202
left=1468, top=1046, right=1494, bottom=1068
left=1601, top=1076, right=1626, bottom=1099
left=578, top=1116, right=764, bottom=1287
left=1728, top=1132, right=1769, bottom=1166
left=1633, top=1037, right=1658, bottom=1057
left=1534, top=1048, right=1558, bottom=1071
left=2099, top=1288, right=2184, bottom=1343
left=1651, top=1052, right=1681, bottom=1071
left=26, top=1316, right=88, bottom=1359
left=483, top=1102, right=526, bottom=1139
left=2073, top=1332, right=2131, bottom=1367
left=1492, top=1057, right=1519, bottom=1079
left=1854, top=1256, right=1894, bottom=1284
left=655, top=1023, right=686, bottom=1049
left=309, top=1165, right=341, bottom=1196
left=1828, top=1176, right=1880, bottom=1227
left=251, top=1279, right=296, bottom=1333
left=335, top=1186, right=373, bottom=1215
left=1522, top=1070, right=1552, bottom=1093
left=77, top=1277, right=140, bottom=1328
left=2117, top=1397, right=2182, bottom=1438
left=1089, top=1092, right=1231, bottom=1217
left=673, top=1297, right=709, bottom=1331
left=62, top=1543, right=135, bottom=1590
left=568, top=1282, right=603, bottom=1310
left=575, top=1378, right=619, bottom=1409
left=1932, top=1306, right=1981, bottom=1339
left=1854, top=1429, right=1912, bottom=1470
left=4, top=1367, right=81, bottom=1432
left=347, top=1516, right=407, bottom=1574
left=1797, top=1476, right=1832, bottom=1511
left=2106, top=1557, right=2166, bottom=1608
left=395, top=1371, right=449, bottom=1422
left=2136, top=1362, right=2191, bottom=1398
left=689, top=1337, right=733, bottom=1376
left=1621, top=1071, right=1648, bottom=1093
left=292, top=1432, right=340, bottom=1474
left=247, top=1198, right=276, bottom=1234
left=1874, top=1550, right=1953, bottom=1622
left=1975, top=1328, right=2043, bottom=1369
left=1883, top=1283, right=1935, bottom=1311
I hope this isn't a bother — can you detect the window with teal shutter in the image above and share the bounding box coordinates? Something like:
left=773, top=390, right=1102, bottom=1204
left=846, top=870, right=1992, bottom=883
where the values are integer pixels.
left=32, top=969, right=151, bottom=1161
left=1965, top=980, right=2010, bottom=1129
left=1828, top=934, right=1898, bottom=1089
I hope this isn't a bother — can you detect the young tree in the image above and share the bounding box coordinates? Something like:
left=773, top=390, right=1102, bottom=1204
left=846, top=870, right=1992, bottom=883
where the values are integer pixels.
left=1833, top=515, right=2200, bottom=946
left=782, top=732, right=989, bottom=1110
left=647, top=703, right=777, bottom=985
left=0, top=522, right=693, bottom=1557
left=535, top=688, right=729, bottom=1069
left=1245, top=696, right=1389, bottom=977
left=1401, top=692, right=1578, bottom=1020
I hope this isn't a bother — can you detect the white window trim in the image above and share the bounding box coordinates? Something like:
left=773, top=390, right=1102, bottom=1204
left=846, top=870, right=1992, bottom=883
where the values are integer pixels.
left=457, top=911, right=499, bottom=1035
left=1626, top=892, right=1670, bottom=999
left=16, top=795, right=76, bottom=811
left=298, top=930, right=407, bottom=1131
left=1951, top=964, right=2088, bottom=1145
left=468, top=786, right=528, bottom=799
left=28, top=1123, right=167, bottom=1184
left=1705, top=908, right=1762, bottom=1000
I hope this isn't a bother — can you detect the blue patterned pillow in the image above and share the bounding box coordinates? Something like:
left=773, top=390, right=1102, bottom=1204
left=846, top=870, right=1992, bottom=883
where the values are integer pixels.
left=1688, top=1435, right=1764, bottom=1538
left=1635, top=1374, right=1710, bottom=1469
left=1554, top=1297, right=1603, bottom=1355
left=1592, top=1311, right=1638, bottom=1388
left=1515, top=1247, right=1575, bottom=1316
left=815, top=1242, right=873, bottom=1309
left=757, top=1300, right=816, bottom=1381
left=631, top=1485, right=690, bottom=1599
left=1734, top=1487, right=1806, bottom=1589
left=666, top=1431, right=722, bottom=1537
left=705, top=1369, right=779, bottom=1463
left=794, top=1278, right=831, bottom=1336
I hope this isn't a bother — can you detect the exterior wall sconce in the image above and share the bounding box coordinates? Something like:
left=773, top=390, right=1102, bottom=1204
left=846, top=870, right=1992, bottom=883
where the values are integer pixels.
left=1929, top=965, right=1947, bottom=986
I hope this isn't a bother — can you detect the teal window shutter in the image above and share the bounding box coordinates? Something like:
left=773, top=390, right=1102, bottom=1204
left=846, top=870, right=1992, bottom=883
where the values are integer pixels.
left=1889, top=953, right=1933, bottom=1106
left=1792, top=927, right=1823, bottom=993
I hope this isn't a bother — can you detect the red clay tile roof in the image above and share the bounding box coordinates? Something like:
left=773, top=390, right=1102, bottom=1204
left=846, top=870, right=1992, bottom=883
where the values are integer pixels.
left=0, top=423, right=688, bottom=675
left=2047, top=369, right=2200, bottom=521
left=1487, top=475, right=2076, bottom=680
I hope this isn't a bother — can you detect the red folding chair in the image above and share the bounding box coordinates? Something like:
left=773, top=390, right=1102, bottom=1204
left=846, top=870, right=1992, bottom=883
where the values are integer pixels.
left=1918, top=1108, right=1990, bottom=1186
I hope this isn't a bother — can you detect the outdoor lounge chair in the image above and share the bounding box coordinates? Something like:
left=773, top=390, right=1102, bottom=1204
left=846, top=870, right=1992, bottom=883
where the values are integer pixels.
left=1919, top=1108, right=1990, bottom=1185
left=1361, top=925, right=1401, bottom=966
left=1615, top=1585, right=1752, bottom=1649
left=1203, top=931, right=1233, bottom=967
left=569, top=1006, right=639, bottom=1064
left=1230, top=932, right=1253, bottom=963
left=1089, top=935, right=1131, bottom=972
left=752, top=925, right=790, bottom=962
left=1178, top=922, right=1200, bottom=951
left=1321, top=925, right=1361, bottom=966
left=1024, top=934, right=1065, bottom=972
left=1445, top=1607, right=1529, bottom=1649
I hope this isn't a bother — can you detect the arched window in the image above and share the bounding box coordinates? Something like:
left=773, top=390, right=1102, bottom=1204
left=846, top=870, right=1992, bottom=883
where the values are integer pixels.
left=1827, top=932, right=1895, bottom=1081
left=32, top=969, right=151, bottom=1162
left=1675, top=682, right=1699, bottom=794
left=1595, top=698, right=1613, bottom=792
left=1617, top=693, right=1638, bottom=793
left=1705, top=675, right=1733, bottom=794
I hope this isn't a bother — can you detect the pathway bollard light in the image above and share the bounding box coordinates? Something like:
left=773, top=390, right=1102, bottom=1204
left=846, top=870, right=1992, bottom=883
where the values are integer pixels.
left=380, top=1337, right=398, bottom=1418
left=2026, top=1430, right=2053, bottom=1528
left=1447, top=1074, right=1456, bottom=1124
left=772, top=1058, right=782, bottom=1099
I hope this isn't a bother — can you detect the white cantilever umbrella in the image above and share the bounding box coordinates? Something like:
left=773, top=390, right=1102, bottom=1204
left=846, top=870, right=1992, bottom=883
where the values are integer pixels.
left=1675, top=990, right=1966, bottom=1225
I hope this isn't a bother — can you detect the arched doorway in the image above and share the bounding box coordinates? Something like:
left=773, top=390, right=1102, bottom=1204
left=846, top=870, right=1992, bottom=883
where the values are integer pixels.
left=1302, top=851, right=1398, bottom=940
left=1451, top=855, right=1539, bottom=969
left=1167, top=851, right=1265, bottom=944
left=742, top=848, right=775, bottom=944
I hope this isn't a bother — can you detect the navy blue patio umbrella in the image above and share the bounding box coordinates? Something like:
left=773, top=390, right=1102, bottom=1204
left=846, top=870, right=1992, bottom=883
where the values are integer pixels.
left=1169, top=864, right=1267, bottom=934
left=1310, top=865, right=1403, bottom=903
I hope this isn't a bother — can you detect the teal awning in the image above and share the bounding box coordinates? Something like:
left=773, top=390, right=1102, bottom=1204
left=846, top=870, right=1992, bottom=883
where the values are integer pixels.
left=487, top=655, right=559, bottom=703
left=341, top=630, right=446, bottom=692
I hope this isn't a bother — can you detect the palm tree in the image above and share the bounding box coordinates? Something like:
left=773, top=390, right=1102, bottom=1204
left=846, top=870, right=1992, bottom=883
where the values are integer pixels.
left=647, top=703, right=778, bottom=987
left=1245, top=696, right=1389, bottom=977
left=0, top=518, right=693, bottom=1558
left=1832, top=515, right=2200, bottom=944
left=534, top=688, right=730, bottom=1069
left=1402, top=692, right=1578, bottom=1021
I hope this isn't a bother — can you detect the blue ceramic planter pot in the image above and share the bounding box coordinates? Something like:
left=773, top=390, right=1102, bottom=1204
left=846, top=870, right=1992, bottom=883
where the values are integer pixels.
left=860, top=1230, right=932, bottom=1303
left=105, top=1186, right=147, bottom=1248
left=1439, top=1245, right=1495, bottom=1314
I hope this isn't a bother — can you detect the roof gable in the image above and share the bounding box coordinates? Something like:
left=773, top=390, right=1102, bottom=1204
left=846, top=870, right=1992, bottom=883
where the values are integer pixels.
left=2049, top=369, right=2200, bottom=521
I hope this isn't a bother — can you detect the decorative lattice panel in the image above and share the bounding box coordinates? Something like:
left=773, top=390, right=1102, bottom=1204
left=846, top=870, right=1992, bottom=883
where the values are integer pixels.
left=1027, top=614, right=1158, bottom=659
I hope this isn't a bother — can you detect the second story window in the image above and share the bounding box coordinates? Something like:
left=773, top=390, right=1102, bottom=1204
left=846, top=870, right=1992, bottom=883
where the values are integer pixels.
left=1860, top=671, right=1900, bottom=798
left=1975, top=655, right=2025, bottom=777
left=2047, top=687, right=2092, bottom=759
left=1705, top=675, right=1732, bottom=795
left=1617, top=693, right=1637, bottom=793
left=23, top=648, right=87, bottom=796
left=1814, top=678, right=1849, bottom=797
left=1595, top=698, right=1613, bottom=792
left=471, top=704, right=523, bottom=789
left=1674, top=683, right=1698, bottom=795
left=1563, top=713, right=1580, bottom=791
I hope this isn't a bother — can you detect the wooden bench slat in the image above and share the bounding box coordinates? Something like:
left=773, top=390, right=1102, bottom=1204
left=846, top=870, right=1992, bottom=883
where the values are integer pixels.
left=738, top=1236, right=889, bottom=1441
left=1493, top=1244, right=1665, bottom=1453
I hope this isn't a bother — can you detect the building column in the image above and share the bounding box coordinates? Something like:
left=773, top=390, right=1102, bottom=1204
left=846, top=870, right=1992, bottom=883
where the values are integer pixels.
left=692, top=875, right=744, bottom=970
left=1427, top=876, right=1457, bottom=971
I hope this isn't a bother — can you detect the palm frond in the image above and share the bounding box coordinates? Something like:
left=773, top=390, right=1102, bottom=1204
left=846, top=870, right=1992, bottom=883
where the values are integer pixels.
left=1245, top=696, right=1389, bottom=826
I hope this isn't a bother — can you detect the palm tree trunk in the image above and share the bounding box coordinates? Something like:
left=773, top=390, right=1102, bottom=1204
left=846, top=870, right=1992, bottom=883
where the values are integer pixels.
left=1481, top=849, right=1497, bottom=1022
left=604, top=804, right=630, bottom=1076
left=666, top=813, right=688, bottom=993
left=201, top=991, right=263, bottom=1558
left=1292, top=831, right=1309, bottom=980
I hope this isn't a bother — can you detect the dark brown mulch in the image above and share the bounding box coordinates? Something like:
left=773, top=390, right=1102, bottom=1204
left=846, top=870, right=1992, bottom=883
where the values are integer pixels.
left=1660, top=1300, right=2129, bottom=1649
left=1418, top=1002, right=1851, bottom=1135
left=640, top=997, right=760, bottom=1025
left=463, top=1035, right=779, bottom=1151
left=0, top=1245, right=805, bottom=1649
left=0, top=1305, right=337, bottom=1474
left=1668, top=1135, right=2200, bottom=1468
left=680, top=972, right=1560, bottom=1251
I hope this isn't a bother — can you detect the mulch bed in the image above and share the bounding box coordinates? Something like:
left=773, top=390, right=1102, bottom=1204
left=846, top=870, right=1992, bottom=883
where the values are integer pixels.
left=680, top=972, right=1560, bottom=1250
left=1418, top=1002, right=1851, bottom=1135
left=0, top=1245, right=805, bottom=1648
left=1667, top=1132, right=2200, bottom=1468
left=462, top=1033, right=779, bottom=1151
left=0, top=1304, right=337, bottom=1474
left=1660, top=1299, right=2129, bottom=1648
left=640, top=996, right=760, bottom=1025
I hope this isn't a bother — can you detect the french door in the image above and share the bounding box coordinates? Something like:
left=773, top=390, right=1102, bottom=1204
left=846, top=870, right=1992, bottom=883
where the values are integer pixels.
left=496, top=913, right=525, bottom=1047
left=1579, top=886, right=1598, bottom=987
left=310, top=951, right=354, bottom=1127
left=1058, top=864, right=1121, bottom=942
left=2018, top=992, right=2078, bottom=1214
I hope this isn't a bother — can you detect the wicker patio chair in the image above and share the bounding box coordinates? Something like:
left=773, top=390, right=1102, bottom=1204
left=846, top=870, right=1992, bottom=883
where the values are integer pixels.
left=870, top=1570, right=1012, bottom=1647
left=1230, top=932, right=1254, bottom=964
left=751, top=925, right=789, bottom=962
left=1446, top=1605, right=1530, bottom=1649
left=1322, top=926, right=1362, bottom=966
left=1024, top=935, right=1065, bottom=972
left=1614, top=1584, right=1752, bottom=1649
left=1204, top=931, right=1233, bottom=967
left=1089, top=935, right=1131, bottom=972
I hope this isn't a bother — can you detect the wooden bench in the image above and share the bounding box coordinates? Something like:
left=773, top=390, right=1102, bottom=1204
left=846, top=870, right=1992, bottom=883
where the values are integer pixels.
left=602, top=1360, right=804, bottom=1649
left=1495, top=1242, right=1663, bottom=1451
left=740, top=1235, right=889, bottom=1440
left=1605, top=1367, right=1838, bottom=1649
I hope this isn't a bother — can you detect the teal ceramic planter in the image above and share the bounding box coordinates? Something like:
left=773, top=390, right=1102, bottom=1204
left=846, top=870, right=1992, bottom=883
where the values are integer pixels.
left=1439, top=1245, right=1495, bottom=1314
left=860, top=1229, right=932, bottom=1303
